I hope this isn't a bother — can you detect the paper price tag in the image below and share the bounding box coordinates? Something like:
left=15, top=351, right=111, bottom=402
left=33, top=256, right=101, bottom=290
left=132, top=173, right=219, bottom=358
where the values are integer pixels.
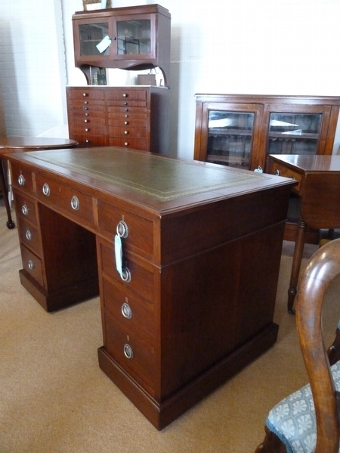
left=96, top=35, right=111, bottom=53
left=114, top=234, right=123, bottom=278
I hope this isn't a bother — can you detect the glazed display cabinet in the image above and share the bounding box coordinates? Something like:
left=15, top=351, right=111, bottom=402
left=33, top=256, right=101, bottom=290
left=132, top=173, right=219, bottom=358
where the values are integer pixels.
left=194, top=94, right=340, bottom=171
left=72, top=4, right=171, bottom=86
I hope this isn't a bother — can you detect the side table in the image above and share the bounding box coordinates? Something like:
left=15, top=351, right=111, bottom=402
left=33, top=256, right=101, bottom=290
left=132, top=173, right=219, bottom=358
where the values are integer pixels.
left=267, top=154, right=340, bottom=313
left=0, top=137, right=78, bottom=229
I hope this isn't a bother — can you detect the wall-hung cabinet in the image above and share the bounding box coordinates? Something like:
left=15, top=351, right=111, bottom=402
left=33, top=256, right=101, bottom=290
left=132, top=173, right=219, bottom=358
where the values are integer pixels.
left=194, top=94, right=340, bottom=171
left=72, top=4, right=171, bottom=86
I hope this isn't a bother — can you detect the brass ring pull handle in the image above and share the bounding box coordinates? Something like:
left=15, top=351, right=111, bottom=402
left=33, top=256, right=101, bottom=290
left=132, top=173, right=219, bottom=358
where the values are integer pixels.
left=18, top=174, right=26, bottom=186
left=42, top=183, right=50, bottom=196
left=71, top=196, right=80, bottom=211
left=124, top=344, right=134, bottom=359
left=121, top=267, right=132, bottom=282
left=116, top=220, right=129, bottom=238
left=121, top=302, right=132, bottom=319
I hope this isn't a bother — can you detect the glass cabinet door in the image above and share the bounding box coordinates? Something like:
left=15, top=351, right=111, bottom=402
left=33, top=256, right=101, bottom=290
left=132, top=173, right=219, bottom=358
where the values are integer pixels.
left=78, top=20, right=111, bottom=57
left=114, top=15, right=154, bottom=59
left=207, top=110, right=255, bottom=169
left=267, top=112, right=322, bottom=156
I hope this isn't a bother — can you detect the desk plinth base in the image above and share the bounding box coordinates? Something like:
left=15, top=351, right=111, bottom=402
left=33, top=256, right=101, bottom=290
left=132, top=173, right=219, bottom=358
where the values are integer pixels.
left=19, top=269, right=99, bottom=312
left=98, top=322, right=278, bottom=430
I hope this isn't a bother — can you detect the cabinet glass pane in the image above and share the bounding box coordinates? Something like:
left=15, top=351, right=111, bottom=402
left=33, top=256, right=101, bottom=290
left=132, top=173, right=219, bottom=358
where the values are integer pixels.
left=267, top=113, right=322, bottom=155
left=207, top=111, right=255, bottom=169
left=79, top=23, right=110, bottom=56
left=117, top=20, right=151, bottom=55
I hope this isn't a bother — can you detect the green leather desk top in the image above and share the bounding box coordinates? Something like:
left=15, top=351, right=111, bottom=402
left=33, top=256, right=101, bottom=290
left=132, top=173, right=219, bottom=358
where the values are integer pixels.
left=21, top=148, right=260, bottom=199
left=7, top=147, right=294, bottom=206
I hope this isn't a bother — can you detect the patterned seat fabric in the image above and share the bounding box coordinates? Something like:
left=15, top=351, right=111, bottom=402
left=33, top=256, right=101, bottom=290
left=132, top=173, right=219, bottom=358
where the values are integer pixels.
left=266, top=361, right=340, bottom=453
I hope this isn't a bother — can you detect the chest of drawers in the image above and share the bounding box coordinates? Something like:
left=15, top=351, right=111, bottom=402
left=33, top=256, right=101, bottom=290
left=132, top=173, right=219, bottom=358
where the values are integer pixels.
left=66, top=86, right=169, bottom=153
left=7, top=147, right=294, bottom=429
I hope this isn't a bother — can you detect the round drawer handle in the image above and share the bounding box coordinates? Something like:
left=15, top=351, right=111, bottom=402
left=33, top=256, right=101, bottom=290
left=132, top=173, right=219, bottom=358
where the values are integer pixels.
left=42, top=183, right=50, bottom=196
left=28, top=260, right=35, bottom=270
left=85, top=139, right=90, bottom=143
left=84, top=119, right=88, bottom=123
left=18, top=174, right=26, bottom=186
left=124, top=130, right=129, bottom=135
left=124, top=344, right=134, bottom=359
left=85, top=128, right=89, bottom=132
left=25, top=229, right=32, bottom=240
left=124, top=142, right=129, bottom=146
left=116, top=220, right=129, bottom=238
left=84, top=101, right=89, bottom=104
left=22, top=205, right=29, bottom=216
left=71, top=196, right=80, bottom=210
left=121, top=302, right=132, bottom=319
left=124, top=121, right=128, bottom=125
left=122, top=93, right=127, bottom=98
left=274, top=169, right=280, bottom=176
left=121, top=267, right=131, bottom=282
left=83, top=92, right=88, bottom=97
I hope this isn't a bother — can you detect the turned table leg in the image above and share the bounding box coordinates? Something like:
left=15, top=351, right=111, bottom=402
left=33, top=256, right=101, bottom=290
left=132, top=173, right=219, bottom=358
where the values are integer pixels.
left=288, top=217, right=306, bottom=314
left=0, top=158, right=15, bottom=229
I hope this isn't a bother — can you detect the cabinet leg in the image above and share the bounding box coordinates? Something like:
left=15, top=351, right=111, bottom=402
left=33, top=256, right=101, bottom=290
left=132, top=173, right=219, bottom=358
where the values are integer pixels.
left=288, top=218, right=306, bottom=314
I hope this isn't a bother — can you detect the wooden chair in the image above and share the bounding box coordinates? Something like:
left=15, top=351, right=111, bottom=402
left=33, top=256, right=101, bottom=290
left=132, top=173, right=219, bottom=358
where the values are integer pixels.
left=255, top=238, right=340, bottom=453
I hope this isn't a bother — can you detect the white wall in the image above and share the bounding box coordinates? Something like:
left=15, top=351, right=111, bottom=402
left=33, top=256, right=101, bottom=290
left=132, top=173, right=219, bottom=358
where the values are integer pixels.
left=1, top=0, right=340, bottom=156
left=0, top=0, right=67, bottom=136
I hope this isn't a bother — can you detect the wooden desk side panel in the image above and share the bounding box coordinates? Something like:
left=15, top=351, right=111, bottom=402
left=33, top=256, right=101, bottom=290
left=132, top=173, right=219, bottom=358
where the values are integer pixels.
left=159, top=221, right=284, bottom=401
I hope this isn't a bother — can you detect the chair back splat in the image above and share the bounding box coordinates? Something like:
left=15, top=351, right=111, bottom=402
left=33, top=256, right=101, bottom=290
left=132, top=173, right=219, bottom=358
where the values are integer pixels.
left=255, top=238, right=340, bottom=453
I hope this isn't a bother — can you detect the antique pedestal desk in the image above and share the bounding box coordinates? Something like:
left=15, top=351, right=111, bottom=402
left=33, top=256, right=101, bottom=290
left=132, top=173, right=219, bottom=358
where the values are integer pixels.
left=6, top=147, right=294, bottom=429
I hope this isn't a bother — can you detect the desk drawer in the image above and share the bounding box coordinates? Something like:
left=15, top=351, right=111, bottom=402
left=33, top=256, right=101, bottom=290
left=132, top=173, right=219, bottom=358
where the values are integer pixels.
left=97, top=201, right=154, bottom=258
left=98, top=239, right=155, bottom=303
left=14, top=192, right=38, bottom=226
left=11, top=165, right=34, bottom=194
left=104, top=312, right=156, bottom=395
left=102, top=276, right=155, bottom=342
left=105, top=89, right=147, bottom=101
left=35, top=174, right=95, bottom=226
left=20, top=244, right=44, bottom=287
left=18, top=217, right=42, bottom=256
left=268, top=163, right=302, bottom=193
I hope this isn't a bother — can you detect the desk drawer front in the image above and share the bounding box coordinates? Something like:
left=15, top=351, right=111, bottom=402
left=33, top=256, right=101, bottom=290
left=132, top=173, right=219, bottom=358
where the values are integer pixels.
left=102, top=277, right=155, bottom=342
left=18, top=217, right=42, bottom=256
left=35, top=175, right=95, bottom=225
left=97, top=201, right=154, bottom=258
left=20, top=244, right=44, bottom=287
left=268, top=163, right=302, bottom=192
left=11, top=165, right=34, bottom=194
left=104, top=313, right=156, bottom=394
left=14, top=192, right=38, bottom=226
left=98, top=240, right=155, bottom=303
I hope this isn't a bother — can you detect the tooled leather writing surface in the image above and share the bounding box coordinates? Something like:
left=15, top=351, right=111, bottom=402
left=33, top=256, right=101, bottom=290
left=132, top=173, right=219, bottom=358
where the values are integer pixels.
left=24, top=147, right=267, bottom=202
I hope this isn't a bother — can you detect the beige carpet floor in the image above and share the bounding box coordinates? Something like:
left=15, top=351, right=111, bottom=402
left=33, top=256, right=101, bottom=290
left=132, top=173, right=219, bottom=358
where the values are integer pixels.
left=1, top=198, right=339, bottom=453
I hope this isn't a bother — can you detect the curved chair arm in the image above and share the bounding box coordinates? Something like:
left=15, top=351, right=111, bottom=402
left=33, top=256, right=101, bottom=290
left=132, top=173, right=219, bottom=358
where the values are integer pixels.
left=296, top=238, right=340, bottom=453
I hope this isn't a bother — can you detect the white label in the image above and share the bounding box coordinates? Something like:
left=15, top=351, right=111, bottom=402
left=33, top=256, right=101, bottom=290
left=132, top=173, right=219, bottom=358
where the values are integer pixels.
left=96, top=35, right=111, bottom=53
